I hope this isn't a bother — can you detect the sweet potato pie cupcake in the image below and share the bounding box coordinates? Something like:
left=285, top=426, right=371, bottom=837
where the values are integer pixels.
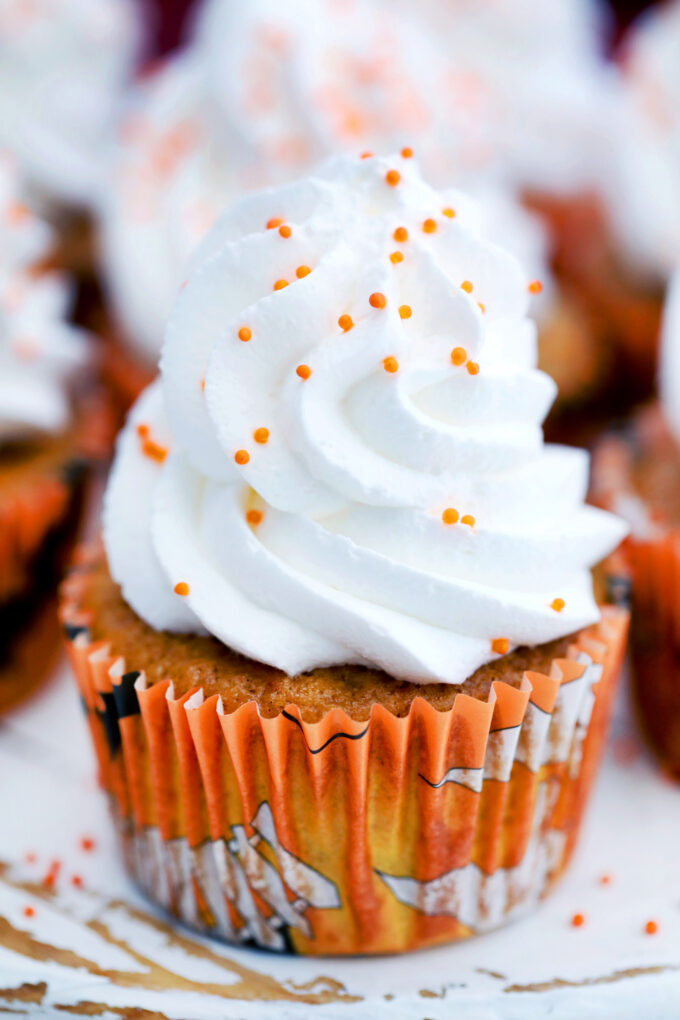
left=592, top=270, right=680, bottom=778
left=0, top=157, right=101, bottom=712
left=62, top=154, right=628, bottom=955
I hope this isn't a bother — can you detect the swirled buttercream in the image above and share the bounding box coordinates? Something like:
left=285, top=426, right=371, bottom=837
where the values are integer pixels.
left=104, top=155, right=626, bottom=683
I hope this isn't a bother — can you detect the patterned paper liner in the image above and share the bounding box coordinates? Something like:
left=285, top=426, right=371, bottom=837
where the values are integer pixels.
left=60, top=561, right=628, bottom=956
left=593, top=424, right=680, bottom=777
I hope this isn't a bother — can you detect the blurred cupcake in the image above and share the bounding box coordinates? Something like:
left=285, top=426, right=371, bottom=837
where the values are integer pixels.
left=0, top=156, right=101, bottom=712
left=63, top=154, right=627, bottom=954
left=592, top=270, right=680, bottom=777
left=0, top=0, right=141, bottom=282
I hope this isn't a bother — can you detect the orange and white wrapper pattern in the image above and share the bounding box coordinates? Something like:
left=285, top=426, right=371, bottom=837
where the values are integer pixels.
left=60, top=564, right=628, bottom=955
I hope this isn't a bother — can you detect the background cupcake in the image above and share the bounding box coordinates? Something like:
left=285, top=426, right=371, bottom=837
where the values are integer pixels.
left=63, top=154, right=627, bottom=954
left=0, top=155, right=101, bottom=712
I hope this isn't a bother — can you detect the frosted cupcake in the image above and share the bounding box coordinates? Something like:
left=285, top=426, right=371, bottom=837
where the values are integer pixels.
left=592, top=271, right=680, bottom=777
left=0, top=157, right=99, bottom=712
left=63, top=155, right=627, bottom=954
left=97, top=0, right=601, bottom=417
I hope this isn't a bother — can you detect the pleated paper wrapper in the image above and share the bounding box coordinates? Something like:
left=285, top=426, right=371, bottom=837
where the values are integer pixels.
left=60, top=563, right=628, bottom=956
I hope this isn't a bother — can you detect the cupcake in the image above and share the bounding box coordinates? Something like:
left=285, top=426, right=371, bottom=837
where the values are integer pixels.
left=0, top=157, right=101, bottom=712
left=96, top=0, right=604, bottom=417
left=63, top=155, right=628, bottom=954
left=592, top=270, right=680, bottom=777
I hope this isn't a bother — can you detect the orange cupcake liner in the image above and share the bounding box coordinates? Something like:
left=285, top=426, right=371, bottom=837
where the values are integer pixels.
left=60, top=563, right=628, bottom=955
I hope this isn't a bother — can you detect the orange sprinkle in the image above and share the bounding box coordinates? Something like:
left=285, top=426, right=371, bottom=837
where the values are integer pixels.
left=399, top=304, right=412, bottom=319
left=442, top=508, right=459, bottom=525
left=266, top=217, right=283, bottom=229
left=460, top=280, right=473, bottom=293
left=645, top=920, right=659, bottom=935
left=369, top=292, right=387, bottom=309
left=385, top=169, right=401, bottom=187
left=528, top=279, right=543, bottom=294
left=246, top=509, right=263, bottom=525
left=23, top=906, right=35, bottom=918
left=390, top=251, right=404, bottom=264
left=383, top=356, right=399, bottom=373
left=142, top=439, right=168, bottom=463
left=80, top=838, right=95, bottom=853
left=278, top=224, right=291, bottom=238
left=253, top=427, right=269, bottom=444
left=393, top=226, right=408, bottom=242
left=423, top=218, right=437, bottom=234
left=450, top=347, right=467, bottom=366
left=360, top=151, right=374, bottom=159
left=296, top=264, right=311, bottom=278
left=234, top=449, right=250, bottom=465
left=477, top=302, right=486, bottom=314
left=201, top=378, right=205, bottom=392
left=466, top=361, right=480, bottom=376
left=551, top=598, right=565, bottom=612
left=174, top=582, right=189, bottom=596
left=442, top=207, right=455, bottom=218
left=71, top=875, right=83, bottom=888
left=273, top=279, right=289, bottom=290
left=296, top=364, right=311, bottom=379
left=136, top=423, right=149, bottom=438
left=338, top=314, right=354, bottom=332
left=461, top=514, right=475, bottom=527
left=491, top=638, right=509, bottom=655
left=238, top=326, right=252, bottom=342
left=599, top=874, right=613, bottom=886
left=401, top=146, right=413, bottom=158
left=571, top=913, right=586, bottom=928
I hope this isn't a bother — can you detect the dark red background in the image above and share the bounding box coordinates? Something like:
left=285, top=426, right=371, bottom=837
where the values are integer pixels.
left=139, top=0, right=662, bottom=58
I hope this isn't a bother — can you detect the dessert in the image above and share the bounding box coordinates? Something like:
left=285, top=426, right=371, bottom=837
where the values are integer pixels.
left=64, top=155, right=627, bottom=953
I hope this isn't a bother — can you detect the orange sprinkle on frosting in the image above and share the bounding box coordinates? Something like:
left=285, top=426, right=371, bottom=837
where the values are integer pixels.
left=246, top=509, right=263, bottom=525
left=385, top=169, right=401, bottom=186
left=266, top=217, right=283, bottom=229
left=296, top=364, right=311, bottom=379
left=477, top=302, right=486, bottom=314
left=401, top=146, right=413, bottom=158
left=390, top=251, right=404, bottom=264
left=551, top=598, right=565, bottom=612
left=278, top=224, right=291, bottom=238
left=423, top=218, right=437, bottom=233
left=450, top=347, right=467, bottom=366
left=296, top=264, right=311, bottom=278
left=466, top=361, right=480, bottom=376
left=528, top=279, right=543, bottom=294
left=394, top=226, right=408, bottom=242
left=369, top=292, right=387, bottom=308
left=136, top=423, right=149, bottom=438
left=142, top=439, right=167, bottom=463
left=599, top=874, right=613, bottom=885
left=238, top=326, right=252, bottom=342
left=23, top=906, right=35, bottom=918
left=338, top=314, right=354, bottom=332
left=442, top=207, right=455, bottom=218
left=399, top=304, right=412, bottom=319
left=460, top=280, right=473, bottom=293
left=174, top=582, right=189, bottom=596
left=461, top=514, right=475, bottom=527
left=253, top=427, right=269, bottom=444
left=234, top=449, right=250, bottom=465
left=491, top=638, right=509, bottom=655
left=273, top=279, right=289, bottom=290
left=645, top=920, right=659, bottom=935
left=360, top=151, right=373, bottom=159
left=383, top=356, right=399, bottom=373
left=571, top=913, right=585, bottom=928
left=442, top=508, right=459, bottom=525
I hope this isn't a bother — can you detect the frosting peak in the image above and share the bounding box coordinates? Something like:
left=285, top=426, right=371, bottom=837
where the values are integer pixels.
left=104, top=155, right=626, bottom=684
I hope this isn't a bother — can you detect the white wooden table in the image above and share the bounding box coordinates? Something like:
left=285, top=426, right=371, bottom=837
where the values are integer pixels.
left=1, top=659, right=679, bottom=1019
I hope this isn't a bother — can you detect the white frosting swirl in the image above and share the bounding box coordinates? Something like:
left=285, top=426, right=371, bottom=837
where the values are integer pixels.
left=104, top=155, right=625, bottom=684
left=660, top=267, right=680, bottom=445
left=608, top=1, right=680, bottom=278
left=0, top=156, right=90, bottom=440
left=0, top=0, right=140, bottom=207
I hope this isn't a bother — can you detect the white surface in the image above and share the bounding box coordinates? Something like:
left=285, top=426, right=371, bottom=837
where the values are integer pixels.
left=0, top=659, right=679, bottom=1018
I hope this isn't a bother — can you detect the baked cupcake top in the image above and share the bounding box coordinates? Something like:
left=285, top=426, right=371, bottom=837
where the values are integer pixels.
left=609, top=0, right=680, bottom=279
left=0, top=156, right=90, bottom=440
left=104, top=154, right=625, bottom=684
left=0, top=0, right=140, bottom=207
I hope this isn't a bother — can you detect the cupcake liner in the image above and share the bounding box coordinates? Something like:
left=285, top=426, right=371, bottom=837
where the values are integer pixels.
left=60, top=563, right=628, bottom=955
